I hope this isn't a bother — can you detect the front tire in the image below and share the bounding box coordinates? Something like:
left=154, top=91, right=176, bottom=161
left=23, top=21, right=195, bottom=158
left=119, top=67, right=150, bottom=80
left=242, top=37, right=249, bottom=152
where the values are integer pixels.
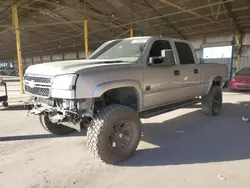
left=201, top=86, right=222, bottom=116
left=87, top=104, right=141, bottom=164
left=39, top=114, right=75, bottom=135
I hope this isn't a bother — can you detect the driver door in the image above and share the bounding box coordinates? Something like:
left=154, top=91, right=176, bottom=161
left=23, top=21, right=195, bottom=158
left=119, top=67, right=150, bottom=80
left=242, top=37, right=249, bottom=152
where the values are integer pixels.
left=143, top=40, right=184, bottom=110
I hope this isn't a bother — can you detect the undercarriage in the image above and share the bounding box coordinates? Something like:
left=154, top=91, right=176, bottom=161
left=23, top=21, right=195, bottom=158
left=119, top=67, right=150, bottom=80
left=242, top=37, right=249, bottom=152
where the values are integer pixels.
left=28, top=97, right=94, bottom=132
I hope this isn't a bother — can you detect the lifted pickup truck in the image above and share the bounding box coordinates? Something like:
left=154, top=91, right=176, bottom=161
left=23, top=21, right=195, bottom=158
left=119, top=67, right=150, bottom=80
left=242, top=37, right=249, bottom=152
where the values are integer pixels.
left=24, top=36, right=228, bottom=164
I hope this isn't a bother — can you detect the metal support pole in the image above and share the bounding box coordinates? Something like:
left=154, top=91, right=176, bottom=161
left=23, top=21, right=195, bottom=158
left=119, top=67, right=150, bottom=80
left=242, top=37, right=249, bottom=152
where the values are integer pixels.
left=236, top=52, right=241, bottom=73
left=23, top=57, right=26, bottom=67
left=129, top=0, right=133, bottom=38
left=115, top=30, right=130, bottom=38
left=76, top=51, right=79, bottom=60
left=13, top=4, right=24, bottom=94
left=235, top=31, right=242, bottom=73
left=83, top=0, right=88, bottom=59
left=62, top=52, right=65, bottom=61
left=229, top=37, right=235, bottom=80
left=84, top=20, right=88, bottom=59
left=130, top=28, right=134, bottom=37
left=159, top=23, right=162, bottom=37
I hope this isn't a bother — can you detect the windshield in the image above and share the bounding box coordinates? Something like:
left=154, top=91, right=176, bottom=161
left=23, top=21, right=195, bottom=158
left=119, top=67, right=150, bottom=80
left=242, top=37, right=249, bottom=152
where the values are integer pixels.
left=89, top=38, right=149, bottom=61
left=238, top=67, right=250, bottom=75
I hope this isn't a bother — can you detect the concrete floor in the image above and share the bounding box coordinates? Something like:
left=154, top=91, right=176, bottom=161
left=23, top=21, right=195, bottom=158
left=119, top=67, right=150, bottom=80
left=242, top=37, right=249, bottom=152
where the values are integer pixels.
left=1, top=77, right=250, bottom=188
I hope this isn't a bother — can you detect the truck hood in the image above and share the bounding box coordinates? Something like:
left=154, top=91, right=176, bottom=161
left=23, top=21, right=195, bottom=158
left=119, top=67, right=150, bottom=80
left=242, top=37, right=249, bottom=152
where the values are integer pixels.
left=25, top=59, right=133, bottom=76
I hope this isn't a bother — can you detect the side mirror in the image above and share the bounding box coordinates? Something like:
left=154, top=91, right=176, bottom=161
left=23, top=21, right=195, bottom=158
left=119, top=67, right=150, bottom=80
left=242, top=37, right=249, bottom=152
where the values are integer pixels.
left=149, top=49, right=175, bottom=66
left=149, top=56, right=165, bottom=65
left=149, top=57, right=155, bottom=65
left=161, top=49, right=175, bottom=65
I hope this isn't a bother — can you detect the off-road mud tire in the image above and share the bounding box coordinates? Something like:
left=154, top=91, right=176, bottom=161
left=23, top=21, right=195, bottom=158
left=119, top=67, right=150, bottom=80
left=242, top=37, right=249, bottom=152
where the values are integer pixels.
left=87, top=104, right=141, bottom=165
left=201, top=86, right=222, bottom=116
left=39, top=114, right=75, bottom=135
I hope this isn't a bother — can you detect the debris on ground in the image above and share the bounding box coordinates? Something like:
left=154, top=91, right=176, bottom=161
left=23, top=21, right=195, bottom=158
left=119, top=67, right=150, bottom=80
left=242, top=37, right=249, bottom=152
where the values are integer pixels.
left=176, top=130, right=184, bottom=133
left=242, top=117, right=249, bottom=122
left=217, top=174, right=227, bottom=181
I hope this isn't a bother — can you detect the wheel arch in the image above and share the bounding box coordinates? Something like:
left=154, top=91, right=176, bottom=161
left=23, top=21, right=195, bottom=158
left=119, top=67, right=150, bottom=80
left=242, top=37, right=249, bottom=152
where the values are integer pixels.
left=206, top=76, right=223, bottom=95
left=93, top=80, right=144, bottom=111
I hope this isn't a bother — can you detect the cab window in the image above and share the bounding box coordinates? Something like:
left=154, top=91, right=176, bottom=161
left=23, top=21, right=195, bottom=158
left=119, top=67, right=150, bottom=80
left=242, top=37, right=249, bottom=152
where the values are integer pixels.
left=175, top=42, right=195, bottom=64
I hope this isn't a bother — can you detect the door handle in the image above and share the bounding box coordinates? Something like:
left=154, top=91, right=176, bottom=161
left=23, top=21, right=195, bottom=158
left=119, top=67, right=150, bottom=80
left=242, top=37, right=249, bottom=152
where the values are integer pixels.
left=145, top=86, right=151, bottom=91
left=194, top=69, right=199, bottom=74
left=174, top=70, right=180, bottom=76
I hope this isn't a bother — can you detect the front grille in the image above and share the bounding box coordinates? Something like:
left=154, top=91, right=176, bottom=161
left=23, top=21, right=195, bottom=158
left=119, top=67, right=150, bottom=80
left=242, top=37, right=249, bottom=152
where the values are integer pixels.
left=24, top=75, right=52, bottom=84
left=24, top=74, right=52, bottom=97
left=25, top=85, right=50, bottom=97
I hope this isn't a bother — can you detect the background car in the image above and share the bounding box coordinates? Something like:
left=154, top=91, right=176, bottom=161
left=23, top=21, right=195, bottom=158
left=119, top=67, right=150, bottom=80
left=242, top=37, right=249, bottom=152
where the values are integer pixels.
left=0, top=67, right=16, bottom=76
left=230, top=67, right=250, bottom=90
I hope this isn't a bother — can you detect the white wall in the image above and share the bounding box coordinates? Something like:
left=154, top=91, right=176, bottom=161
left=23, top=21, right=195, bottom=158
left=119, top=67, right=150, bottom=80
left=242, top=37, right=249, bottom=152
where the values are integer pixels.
left=189, top=33, right=250, bottom=70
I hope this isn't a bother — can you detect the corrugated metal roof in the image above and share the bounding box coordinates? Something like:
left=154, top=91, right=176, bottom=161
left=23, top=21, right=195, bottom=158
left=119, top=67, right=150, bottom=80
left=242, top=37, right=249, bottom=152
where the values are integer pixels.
left=0, top=0, right=249, bottom=60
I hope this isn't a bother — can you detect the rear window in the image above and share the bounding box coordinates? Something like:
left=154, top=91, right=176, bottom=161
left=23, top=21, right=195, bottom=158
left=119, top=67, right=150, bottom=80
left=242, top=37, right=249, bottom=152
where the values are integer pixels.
left=175, top=42, right=195, bottom=64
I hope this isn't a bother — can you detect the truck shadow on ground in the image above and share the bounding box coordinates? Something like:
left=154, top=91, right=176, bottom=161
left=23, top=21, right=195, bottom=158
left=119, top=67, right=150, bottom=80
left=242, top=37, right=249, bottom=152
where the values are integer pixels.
left=122, top=101, right=250, bottom=166
left=0, top=105, right=26, bottom=111
left=1, top=101, right=250, bottom=166
left=0, top=130, right=86, bottom=142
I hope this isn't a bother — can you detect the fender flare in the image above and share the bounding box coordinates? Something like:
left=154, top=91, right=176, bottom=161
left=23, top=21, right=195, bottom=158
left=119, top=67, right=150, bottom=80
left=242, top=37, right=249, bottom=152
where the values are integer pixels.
left=206, top=76, right=223, bottom=94
left=93, top=79, right=144, bottom=110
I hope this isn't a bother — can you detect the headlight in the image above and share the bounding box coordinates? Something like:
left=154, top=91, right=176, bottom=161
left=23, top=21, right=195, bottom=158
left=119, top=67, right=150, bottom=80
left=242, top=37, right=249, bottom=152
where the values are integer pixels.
left=52, top=74, right=78, bottom=90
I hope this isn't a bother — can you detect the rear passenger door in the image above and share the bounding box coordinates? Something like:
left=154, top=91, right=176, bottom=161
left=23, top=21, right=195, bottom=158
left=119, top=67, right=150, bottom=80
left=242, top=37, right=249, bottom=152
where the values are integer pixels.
left=174, top=42, right=201, bottom=99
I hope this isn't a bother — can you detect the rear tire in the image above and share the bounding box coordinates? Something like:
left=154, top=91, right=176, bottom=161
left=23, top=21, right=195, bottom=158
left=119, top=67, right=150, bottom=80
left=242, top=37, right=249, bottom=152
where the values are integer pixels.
left=87, top=104, right=141, bottom=164
left=201, top=86, right=222, bottom=116
left=39, top=114, right=75, bottom=135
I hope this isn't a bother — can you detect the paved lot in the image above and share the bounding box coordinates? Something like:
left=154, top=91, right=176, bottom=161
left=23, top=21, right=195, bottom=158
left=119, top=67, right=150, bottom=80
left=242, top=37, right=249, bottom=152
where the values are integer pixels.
left=0, top=77, right=250, bottom=188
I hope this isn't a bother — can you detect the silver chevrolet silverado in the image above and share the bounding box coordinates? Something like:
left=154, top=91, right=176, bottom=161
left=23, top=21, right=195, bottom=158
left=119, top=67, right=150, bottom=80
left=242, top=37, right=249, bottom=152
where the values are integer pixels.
left=24, top=36, right=228, bottom=164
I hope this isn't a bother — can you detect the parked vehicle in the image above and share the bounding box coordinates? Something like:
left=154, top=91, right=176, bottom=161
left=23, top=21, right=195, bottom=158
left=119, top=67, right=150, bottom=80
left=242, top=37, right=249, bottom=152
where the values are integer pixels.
left=0, top=77, right=8, bottom=107
left=230, top=67, right=250, bottom=91
left=24, top=36, right=228, bottom=164
left=0, top=67, right=16, bottom=76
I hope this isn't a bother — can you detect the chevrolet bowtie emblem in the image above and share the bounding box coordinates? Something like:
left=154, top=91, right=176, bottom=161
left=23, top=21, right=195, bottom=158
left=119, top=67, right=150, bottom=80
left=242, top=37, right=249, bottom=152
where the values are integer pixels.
left=27, top=80, right=36, bottom=88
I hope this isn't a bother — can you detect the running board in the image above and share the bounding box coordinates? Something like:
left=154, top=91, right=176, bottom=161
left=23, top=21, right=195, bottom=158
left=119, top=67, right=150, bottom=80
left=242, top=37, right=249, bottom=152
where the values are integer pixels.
left=139, top=98, right=200, bottom=119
